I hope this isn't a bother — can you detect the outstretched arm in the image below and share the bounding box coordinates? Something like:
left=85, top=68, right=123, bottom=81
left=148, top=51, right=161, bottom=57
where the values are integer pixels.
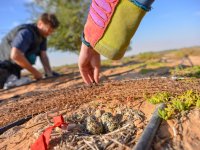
left=10, top=47, right=43, bottom=80
left=39, top=50, right=53, bottom=77
left=79, top=0, right=155, bottom=84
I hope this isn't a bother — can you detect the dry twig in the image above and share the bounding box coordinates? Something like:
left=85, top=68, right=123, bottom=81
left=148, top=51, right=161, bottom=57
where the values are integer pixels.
left=83, top=139, right=96, bottom=150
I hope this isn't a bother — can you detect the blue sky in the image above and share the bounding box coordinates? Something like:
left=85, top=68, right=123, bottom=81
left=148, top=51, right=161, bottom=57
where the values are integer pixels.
left=0, top=0, right=200, bottom=68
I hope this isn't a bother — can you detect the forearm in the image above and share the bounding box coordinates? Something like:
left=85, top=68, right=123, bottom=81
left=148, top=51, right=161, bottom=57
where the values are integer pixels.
left=40, top=53, right=52, bottom=76
left=10, top=47, right=40, bottom=75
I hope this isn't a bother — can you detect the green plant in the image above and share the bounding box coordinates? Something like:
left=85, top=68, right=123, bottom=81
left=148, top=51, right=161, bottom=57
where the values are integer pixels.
left=29, top=0, right=90, bottom=52
left=147, top=92, right=170, bottom=104
left=172, top=99, right=187, bottom=111
left=147, top=90, right=200, bottom=120
left=146, top=62, right=165, bottom=68
left=140, top=68, right=153, bottom=74
left=170, top=66, right=200, bottom=78
left=180, top=90, right=197, bottom=109
left=196, top=98, right=200, bottom=108
left=101, top=59, right=115, bottom=67
left=158, top=108, right=169, bottom=120
left=164, top=104, right=175, bottom=118
left=136, top=52, right=162, bottom=61
left=171, top=47, right=200, bottom=58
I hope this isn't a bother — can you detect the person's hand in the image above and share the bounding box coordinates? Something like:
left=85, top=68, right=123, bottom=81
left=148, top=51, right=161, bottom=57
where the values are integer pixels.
left=45, top=71, right=61, bottom=78
left=33, top=70, right=43, bottom=80
left=10, top=47, right=43, bottom=80
left=78, top=43, right=100, bottom=85
left=52, top=71, right=61, bottom=77
left=45, top=72, right=53, bottom=78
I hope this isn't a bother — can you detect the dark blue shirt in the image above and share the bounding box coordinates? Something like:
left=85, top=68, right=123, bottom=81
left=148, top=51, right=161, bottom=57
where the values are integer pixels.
left=11, top=29, right=47, bottom=54
left=11, top=29, right=47, bottom=64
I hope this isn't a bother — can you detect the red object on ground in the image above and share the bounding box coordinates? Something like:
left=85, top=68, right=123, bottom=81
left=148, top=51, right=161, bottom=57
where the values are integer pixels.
left=31, top=115, right=67, bottom=150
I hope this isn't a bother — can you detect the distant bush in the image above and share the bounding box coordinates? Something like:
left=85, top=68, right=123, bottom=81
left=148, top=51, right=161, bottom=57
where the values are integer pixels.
left=171, top=66, right=200, bottom=78
left=169, top=47, right=200, bottom=59
left=136, top=52, right=162, bottom=61
left=140, top=68, right=153, bottom=74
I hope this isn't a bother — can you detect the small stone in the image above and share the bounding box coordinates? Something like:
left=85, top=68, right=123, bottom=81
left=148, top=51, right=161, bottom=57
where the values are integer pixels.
left=95, top=110, right=102, bottom=118
left=77, top=141, right=84, bottom=145
left=34, top=132, right=40, bottom=138
left=116, top=107, right=123, bottom=114
left=55, top=127, right=62, bottom=133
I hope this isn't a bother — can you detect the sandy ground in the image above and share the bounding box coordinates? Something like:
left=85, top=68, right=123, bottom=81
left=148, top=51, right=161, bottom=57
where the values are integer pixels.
left=0, top=54, right=200, bottom=149
left=154, top=109, right=200, bottom=150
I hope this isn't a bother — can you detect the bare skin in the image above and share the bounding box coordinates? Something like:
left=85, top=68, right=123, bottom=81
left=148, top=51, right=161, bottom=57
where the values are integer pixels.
left=78, top=43, right=100, bottom=85
left=10, top=47, right=43, bottom=80
left=39, top=51, right=53, bottom=77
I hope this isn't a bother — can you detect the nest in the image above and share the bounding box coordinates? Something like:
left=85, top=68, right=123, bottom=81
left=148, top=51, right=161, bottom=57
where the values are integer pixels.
left=47, top=106, right=146, bottom=150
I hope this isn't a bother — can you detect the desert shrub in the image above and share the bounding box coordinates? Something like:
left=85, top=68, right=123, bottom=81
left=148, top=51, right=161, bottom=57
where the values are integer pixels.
left=147, top=90, right=200, bottom=120
left=171, top=66, right=200, bottom=78
left=147, top=92, right=170, bottom=104
left=136, top=52, right=162, bottom=61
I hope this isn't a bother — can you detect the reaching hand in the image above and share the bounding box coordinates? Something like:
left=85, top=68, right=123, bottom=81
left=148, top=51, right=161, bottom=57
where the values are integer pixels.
left=45, top=71, right=61, bottom=78
left=78, top=43, right=100, bottom=85
left=33, top=70, right=43, bottom=80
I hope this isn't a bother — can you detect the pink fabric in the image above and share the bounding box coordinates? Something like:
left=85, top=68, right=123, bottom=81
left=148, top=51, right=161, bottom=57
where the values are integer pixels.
left=84, top=0, right=119, bottom=47
left=90, top=7, right=105, bottom=28
left=91, top=2, right=108, bottom=21
left=95, top=0, right=112, bottom=13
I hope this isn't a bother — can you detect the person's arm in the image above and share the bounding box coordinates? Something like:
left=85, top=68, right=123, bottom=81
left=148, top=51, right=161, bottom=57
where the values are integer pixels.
left=10, top=47, right=43, bottom=80
left=39, top=50, right=53, bottom=77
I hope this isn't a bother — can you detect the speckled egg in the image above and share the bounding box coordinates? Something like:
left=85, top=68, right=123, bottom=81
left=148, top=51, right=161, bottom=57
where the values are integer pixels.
left=86, top=116, right=103, bottom=135
left=101, top=112, right=118, bottom=132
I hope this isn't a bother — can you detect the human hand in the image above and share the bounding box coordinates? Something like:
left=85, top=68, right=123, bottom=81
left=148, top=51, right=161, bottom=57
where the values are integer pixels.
left=52, top=71, right=61, bottom=77
left=45, top=71, right=53, bottom=78
left=33, top=71, right=43, bottom=80
left=78, top=43, right=100, bottom=85
left=45, top=71, right=61, bottom=78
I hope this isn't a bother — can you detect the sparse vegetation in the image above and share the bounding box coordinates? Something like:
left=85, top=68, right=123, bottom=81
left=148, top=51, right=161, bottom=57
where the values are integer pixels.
left=158, top=109, right=170, bottom=120
left=196, top=99, right=200, bottom=108
left=140, top=68, right=153, bottom=74
left=45, top=46, right=200, bottom=77
left=101, top=59, right=117, bottom=67
left=135, top=52, right=162, bottom=61
left=147, top=92, right=170, bottom=104
left=171, top=66, right=200, bottom=78
left=172, top=47, right=200, bottom=58
left=147, top=90, right=200, bottom=120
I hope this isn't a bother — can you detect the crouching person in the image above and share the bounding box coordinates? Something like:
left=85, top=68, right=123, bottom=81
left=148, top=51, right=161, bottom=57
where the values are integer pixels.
left=0, top=13, right=60, bottom=89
